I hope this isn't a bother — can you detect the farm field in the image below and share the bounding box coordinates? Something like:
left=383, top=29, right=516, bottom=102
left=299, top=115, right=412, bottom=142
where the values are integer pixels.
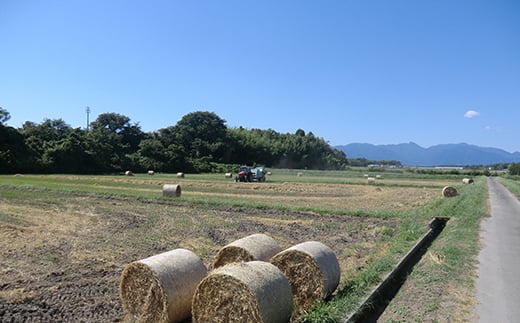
left=0, top=170, right=488, bottom=322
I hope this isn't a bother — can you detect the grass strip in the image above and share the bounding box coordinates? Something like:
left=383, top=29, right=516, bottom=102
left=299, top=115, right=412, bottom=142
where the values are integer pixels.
left=302, top=177, right=488, bottom=322
left=377, top=176, right=489, bottom=321
left=496, top=176, right=520, bottom=199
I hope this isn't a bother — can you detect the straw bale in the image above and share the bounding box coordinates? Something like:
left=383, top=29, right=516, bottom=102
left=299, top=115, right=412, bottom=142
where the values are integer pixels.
left=176, top=172, right=185, bottom=178
left=125, top=170, right=134, bottom=176
left=163, top=184, right=181, bottom=197
left=225, top=172, right=233, bottom=178
left=148, top=170, right=155, bottom=175
left=212, top=233, right=282, bottom=269
left=442, top=186, right=458, bottom=197
left=120, top=248, right=207, bottom=323
left=270, top=241, right=340, bottom=312
left=462, top=178, right=474, bottom=184
left=192, top=261, right=293, bottom=323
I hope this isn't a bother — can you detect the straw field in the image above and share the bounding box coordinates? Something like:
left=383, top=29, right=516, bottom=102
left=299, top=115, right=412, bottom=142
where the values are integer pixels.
left=0, top=170, right=482, bottom=321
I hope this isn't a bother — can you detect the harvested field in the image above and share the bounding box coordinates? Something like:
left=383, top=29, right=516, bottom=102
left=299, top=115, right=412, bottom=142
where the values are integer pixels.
left=0, top=172, right=456, bottom=322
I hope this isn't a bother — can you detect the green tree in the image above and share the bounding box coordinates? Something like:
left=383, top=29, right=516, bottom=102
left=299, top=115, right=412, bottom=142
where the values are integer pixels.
left=0, top=125, right=30, bottom=173
left=226, top=127, right=348, bottom=170
left=171, top=111, right=228, bottom=171
left=134, top=134, right=167, bottom=171
left=88, top=112, right=144, bottom=171
left=20, top=119, right=73, bottom=171
left=509, top=162, right=520, bottom=175
left=0, top=107, right=10, bottom=125
left=44, top=128, right=95, bottom=173
left=226, top=127, right=272, bottom=166
left=1, top=109, right=352, bottom=173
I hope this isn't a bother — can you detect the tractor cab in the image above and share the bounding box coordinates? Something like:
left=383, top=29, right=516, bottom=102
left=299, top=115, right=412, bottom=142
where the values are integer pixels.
left=235, top=166, right=267, bottom=182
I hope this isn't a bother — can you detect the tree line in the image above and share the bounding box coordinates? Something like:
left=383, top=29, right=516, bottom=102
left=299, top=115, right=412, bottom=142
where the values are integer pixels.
left=0, top=108, right=350, bottom=174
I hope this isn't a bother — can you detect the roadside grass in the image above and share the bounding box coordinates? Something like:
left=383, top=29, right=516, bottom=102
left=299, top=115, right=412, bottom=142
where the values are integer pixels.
left=378, top=176, right=489, bottom=322
left=302, top=176, right=488, bottom=322
left=300, top=209, right=428, bottom=322
left=496, top=176, right=520, bottom=199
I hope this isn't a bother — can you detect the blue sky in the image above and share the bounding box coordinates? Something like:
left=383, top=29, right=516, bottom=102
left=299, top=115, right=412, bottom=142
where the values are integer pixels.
left=1, top=1, right=519, bottom=152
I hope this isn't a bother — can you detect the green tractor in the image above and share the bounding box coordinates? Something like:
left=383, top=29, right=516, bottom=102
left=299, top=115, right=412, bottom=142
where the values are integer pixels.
left=235, top=166, right=267, bottom=182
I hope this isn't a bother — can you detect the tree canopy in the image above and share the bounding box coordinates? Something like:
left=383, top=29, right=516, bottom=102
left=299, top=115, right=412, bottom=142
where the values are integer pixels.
left=0, top=107, right=10, bottom=125
left=0, top=109, right=350, bottom=174
left=509, top=162, right=520, bottom=176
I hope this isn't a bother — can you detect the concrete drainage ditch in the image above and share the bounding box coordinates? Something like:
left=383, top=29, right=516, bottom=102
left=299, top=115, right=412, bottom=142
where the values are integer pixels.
left=345, top=216, right=450, bottom=323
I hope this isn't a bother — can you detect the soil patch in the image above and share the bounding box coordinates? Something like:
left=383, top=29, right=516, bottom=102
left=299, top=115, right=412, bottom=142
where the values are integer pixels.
left=0, top=187, right=396, bottom=322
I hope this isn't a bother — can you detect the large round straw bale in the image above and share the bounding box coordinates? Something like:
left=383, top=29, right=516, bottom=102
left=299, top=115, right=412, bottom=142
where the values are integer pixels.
left=192, top=261, right=293, bottom=323
left=212, top=233, right=282, bottom=269
left=163, top=184, right=181, bottom=197
left=125, top=170, right=134, bottom=176
left=442, top=186, right=458, bottom=197
left=120, top=248, right=207, bottom=323
left=176, top=172, right=185, bottom=178
left=225, top=172, right=233, bottom=178
left=270, top=241, right=340, bottom=312
left=462, top=178, right=474, bottom=184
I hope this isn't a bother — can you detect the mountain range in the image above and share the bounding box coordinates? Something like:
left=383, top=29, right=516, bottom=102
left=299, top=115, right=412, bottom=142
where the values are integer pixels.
left=335, top=142, right=520, bottom=166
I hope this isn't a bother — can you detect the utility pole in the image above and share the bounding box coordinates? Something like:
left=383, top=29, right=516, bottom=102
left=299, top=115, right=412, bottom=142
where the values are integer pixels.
left=86, top=106, right=90, bottom=131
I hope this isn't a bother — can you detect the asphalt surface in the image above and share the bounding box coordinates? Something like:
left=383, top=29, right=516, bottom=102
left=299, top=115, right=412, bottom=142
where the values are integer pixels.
left=474, top=177, right=520, bottom=322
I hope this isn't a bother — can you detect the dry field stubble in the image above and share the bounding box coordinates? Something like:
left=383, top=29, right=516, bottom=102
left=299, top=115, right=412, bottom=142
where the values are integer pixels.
left=0, top=176, right=442, bottom=322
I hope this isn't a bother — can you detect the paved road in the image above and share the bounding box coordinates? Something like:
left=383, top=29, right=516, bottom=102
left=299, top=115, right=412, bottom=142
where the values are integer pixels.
left=474, top=177, right=520, bottom=322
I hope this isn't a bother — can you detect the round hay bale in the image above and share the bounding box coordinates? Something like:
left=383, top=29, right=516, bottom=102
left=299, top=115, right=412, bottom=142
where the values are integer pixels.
left=267, top=171, right=272, bottom=176
left=148, top=170, right=155, bottom=176
left=442, top=186, right=458, bottom=197
left=212, top=233, right=282, bottom=269
left=462, top=178, right=474, bottom=184
left=296, top=172, right=303, bottom=177
left=176, top=172, right=185, bottom=178
left=270, top=241, right=340, bottom=312
left=367, top=177, right=376, bottom=184
left=163, top=184, right=181, bottom=197
left=120, top=248, right=207, bottom=323
left=125, top=170, right=134, bottom=176
left=225, top=172, right=233, bottom=178
left=192, top=261, right=293, bottom=323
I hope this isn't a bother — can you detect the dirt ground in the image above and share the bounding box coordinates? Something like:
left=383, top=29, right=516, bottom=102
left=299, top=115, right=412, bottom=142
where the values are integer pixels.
left=0, top=187, right=399, bottom=322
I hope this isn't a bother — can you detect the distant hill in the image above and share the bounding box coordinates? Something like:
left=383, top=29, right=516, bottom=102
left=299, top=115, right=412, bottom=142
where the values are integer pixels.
left=335, top=142, right=520, bottom=166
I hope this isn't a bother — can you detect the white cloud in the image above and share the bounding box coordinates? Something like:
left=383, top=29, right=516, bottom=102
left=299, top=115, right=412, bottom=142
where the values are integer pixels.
left=464, top=110, right=480, bottom=118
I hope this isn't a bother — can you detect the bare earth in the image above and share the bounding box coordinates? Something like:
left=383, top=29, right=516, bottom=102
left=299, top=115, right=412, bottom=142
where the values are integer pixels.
left=0, top=187, right=400, bottom=322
